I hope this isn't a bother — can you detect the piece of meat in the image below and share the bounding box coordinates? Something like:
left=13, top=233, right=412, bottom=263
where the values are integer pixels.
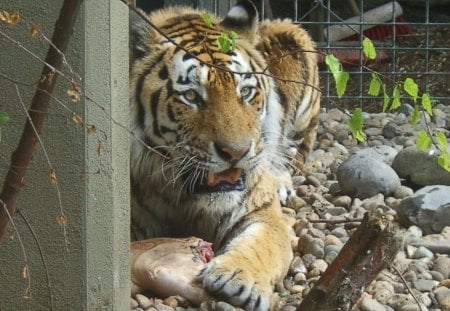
left=131, top=237, right=214, bottom=305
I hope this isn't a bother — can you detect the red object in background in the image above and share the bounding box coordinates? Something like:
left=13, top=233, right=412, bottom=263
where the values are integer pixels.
left=317, top=45, right=391, bottom=69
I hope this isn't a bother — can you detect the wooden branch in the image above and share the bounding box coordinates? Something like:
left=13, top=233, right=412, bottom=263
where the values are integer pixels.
left=0, top=0, right=83, bottom=241
left=297, top=212, right=404, bottom=311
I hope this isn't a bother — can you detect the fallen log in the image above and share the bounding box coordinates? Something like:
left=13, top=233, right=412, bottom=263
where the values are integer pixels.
left=298, top=211, right=405, bottom=311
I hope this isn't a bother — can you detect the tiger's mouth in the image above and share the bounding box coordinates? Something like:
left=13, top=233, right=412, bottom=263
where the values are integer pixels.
left=194, top=168, right=245, bottom=193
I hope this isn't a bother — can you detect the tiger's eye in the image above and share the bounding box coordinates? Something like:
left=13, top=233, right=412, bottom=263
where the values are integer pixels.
left=241, top=86, right=251, bottom=98
left=184, top=90, right=198, bottom=102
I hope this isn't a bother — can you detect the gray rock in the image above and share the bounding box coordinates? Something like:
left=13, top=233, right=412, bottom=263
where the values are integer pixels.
left=327, top=108, right=344, bottom=122
left=364, top=127, right=383, bottom=137
left=331, top=227, right=348, bottom=239
left=398, top=303, right=428, bottom=311
left=360, top=295, right=386, bottom=311
left=412, top=246, right=434, bottom=259
left=433, top=286, right=450, bottom=306
left=337, top=154, right=401, bottom=199
left=353, top=145, right=398, bottom=165
left=331, top=195, right=352, bottom=209
left=396, top=185, right=450, bottom=234
left=382, top=122, right=403, bottom=139
left=393, top=186, right=414, bottom=199
left=397, top=103, right=414, bottom=116
left=392, top=146, right=450, bottom=186
left=412, top=279, right=439, bottom=291
left=433, top=256, right=450, bottom=279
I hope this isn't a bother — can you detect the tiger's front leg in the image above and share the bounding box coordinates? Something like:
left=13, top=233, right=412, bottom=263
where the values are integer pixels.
left=200, top=205, right=293, bottom=311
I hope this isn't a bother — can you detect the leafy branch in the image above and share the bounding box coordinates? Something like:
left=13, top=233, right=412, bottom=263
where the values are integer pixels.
left=326, top=37, right=449, bottom=171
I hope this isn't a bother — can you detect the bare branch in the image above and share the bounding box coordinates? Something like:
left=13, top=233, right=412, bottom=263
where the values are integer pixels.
left=18, top=210, right=54, bottom=310
left=392, top=264, right=425, bottom=311
left=0, top=199, right=31, bottom=299
left=14, top=85, right=68, bottom=249
left=0, top=0, right=83, bottom=241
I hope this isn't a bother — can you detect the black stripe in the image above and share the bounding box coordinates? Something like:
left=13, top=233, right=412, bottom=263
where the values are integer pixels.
left=159, top=65, right=168, bottom=80
left=166, top=79, right=173, bottom=98
left=160, top=125, right=176, bottom=134
left=135, top=52, right=165, bottom=130
left=277, top=86, right=288, bottom=109
left=151, top=88, right=162, bottom=137
left=216, top=203, right=271, bottom=252
left=167, top=103, right=176, bottom=122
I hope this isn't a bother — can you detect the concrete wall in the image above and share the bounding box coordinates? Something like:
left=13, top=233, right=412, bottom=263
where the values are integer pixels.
left=0, top=1, right=130, bottom=310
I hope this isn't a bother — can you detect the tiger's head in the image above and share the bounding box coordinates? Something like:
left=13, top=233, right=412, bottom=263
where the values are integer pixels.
left=130, top=1, right=283, bottom=196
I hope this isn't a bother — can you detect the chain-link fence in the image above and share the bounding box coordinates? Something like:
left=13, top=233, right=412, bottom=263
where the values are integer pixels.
left=137, top=0, right=450, bottom=111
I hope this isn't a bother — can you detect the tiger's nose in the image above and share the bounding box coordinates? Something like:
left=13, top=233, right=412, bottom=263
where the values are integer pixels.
left=214, top=141, right=251, bottom=162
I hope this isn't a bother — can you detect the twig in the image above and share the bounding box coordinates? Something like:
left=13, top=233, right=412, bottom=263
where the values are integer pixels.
left=391, top=264, right=424, bottom=311
left=0, top=199, right=31, bottom=299
left=307, top=217, right=364, bottom=224
left=14, top=85, right=68, bottom=250
left=0, top=0, right=83, bottom=241
left=18, top=210, right=54, bottom=310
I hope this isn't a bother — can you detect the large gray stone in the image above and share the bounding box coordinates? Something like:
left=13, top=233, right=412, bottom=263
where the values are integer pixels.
left=337, top=153, right=401, bottom=199
left=396, top=185, right=450, bottom=235
left=353, top=145, right=398, bottom=165
left=392, top=146, right=450, bottom=186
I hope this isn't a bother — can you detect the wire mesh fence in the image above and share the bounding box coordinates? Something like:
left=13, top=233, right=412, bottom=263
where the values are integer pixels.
left=137, top=0, right=450, bottom=111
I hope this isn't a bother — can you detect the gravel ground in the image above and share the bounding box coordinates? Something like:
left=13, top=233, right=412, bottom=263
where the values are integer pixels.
left=132, top=104, right=450, bottom=311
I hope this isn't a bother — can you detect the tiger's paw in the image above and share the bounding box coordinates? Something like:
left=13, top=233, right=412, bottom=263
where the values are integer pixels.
left=275, top=171, right=295, bottom=206
left=200, top=256, right=272, bottom=311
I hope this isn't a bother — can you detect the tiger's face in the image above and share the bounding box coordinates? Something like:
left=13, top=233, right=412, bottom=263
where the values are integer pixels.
left=130, top=5, right=281, bottom=196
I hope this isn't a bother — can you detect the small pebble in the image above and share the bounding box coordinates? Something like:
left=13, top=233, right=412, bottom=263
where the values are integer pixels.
left=398, top=304, right=428, bottom=311
left=310, top=259, right=328, bottom=273
left=412, top=246, right=434, bottom=260
left=331, top=195, right=352, bottom=208
left=360, top=295, right=386, bottom=311
left=434, top=256, right=450, bottom=279
left=330, top=227, right=348, bottom=239
left=413, top=279, right=439, bottom=292
left=135, top=294, right=152, bottom=309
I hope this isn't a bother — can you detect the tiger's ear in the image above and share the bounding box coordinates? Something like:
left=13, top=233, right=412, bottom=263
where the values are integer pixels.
left=129, top=8, right=157, bottom=61
left=220, top=0, right=259, bottom=43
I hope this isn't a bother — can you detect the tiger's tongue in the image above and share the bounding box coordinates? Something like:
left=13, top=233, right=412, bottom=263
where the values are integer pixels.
left=206, top=168, right=242, bottom=187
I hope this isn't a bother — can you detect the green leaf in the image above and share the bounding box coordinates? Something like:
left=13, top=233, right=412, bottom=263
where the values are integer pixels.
left=334, top=71, right=349, bottom=98
left=216, top=32, right=238, bottom=54
left=410, top=105, right=420, bottom=125
left=0, top=112, right=10, bottom=125
left=382, top=85, right=390, bottom=112
left=202, top=13, right=214, bottom=28
left=435, top=131, right=448, bottom=151
left=325, top=54, right=341, bottom=73
left=391, top=85, right=401, bottom=110
left=229, top=31, right=238, bottom=40
left=346, top=108, right=366, bottom=142
left=368, top=73, right=381, bottom=96
left=217, top=33, right=232, bottom=53
left=416, top=129, right=432, bottom=151
left=403, top=78, right=418, bottom=103
left=421, top=93, right=432, bottom=115
left=438, top=152, right=450, bottom=172
left=362, top=37, right=376, bottom=60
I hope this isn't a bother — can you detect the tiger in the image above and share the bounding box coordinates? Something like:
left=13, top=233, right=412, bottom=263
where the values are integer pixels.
left=129, top=0, right=320, bottom=310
